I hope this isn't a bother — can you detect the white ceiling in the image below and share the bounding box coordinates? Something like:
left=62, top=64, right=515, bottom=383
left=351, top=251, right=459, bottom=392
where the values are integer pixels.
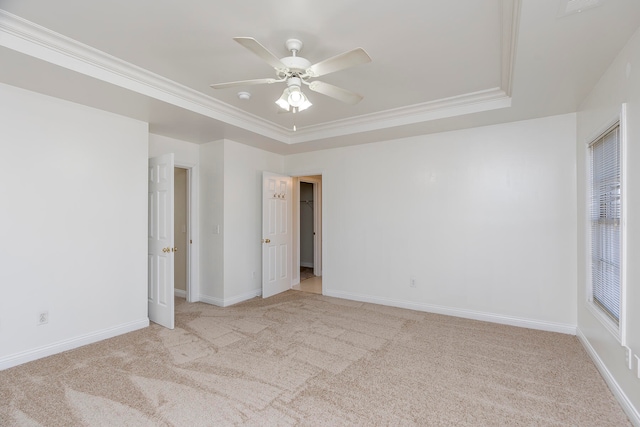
left=1, top=0, right=639, bottom=154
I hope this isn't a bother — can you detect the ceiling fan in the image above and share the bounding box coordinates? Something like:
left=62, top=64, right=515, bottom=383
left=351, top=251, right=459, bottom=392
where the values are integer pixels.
left=210, top=37, right=372, bottom=112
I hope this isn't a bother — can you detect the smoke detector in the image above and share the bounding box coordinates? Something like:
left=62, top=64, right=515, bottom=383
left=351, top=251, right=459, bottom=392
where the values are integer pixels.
left=237, top=91, right=251, bottom=100
left=558, top=0, right=605, bottom=17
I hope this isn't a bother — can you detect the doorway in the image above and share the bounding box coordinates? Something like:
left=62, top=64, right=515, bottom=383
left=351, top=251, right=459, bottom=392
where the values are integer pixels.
left=174, top=167, right=189, bottom=299
left=292, top=175, right=322, bottom=295
left=148, top=155, right=197, bottom=328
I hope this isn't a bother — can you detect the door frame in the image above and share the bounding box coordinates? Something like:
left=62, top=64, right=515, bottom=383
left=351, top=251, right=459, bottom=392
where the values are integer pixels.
left=292, top=174, right=322, bottom=285
left=175, top=161, right=199, bottom=303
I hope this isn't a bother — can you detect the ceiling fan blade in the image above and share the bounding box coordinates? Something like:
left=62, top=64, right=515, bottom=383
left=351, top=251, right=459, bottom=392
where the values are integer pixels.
left=306, top=48, right=371, bottom=77
left=308, top=81, right=363, bottom=104
left=210, top=78, right=278, bottom=89
left=233, top=37, right=288, bottom=71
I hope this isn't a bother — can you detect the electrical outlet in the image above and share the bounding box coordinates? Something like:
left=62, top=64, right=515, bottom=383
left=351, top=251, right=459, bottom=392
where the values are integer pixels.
left=635, top=355, right=640, bottom=379
left=410, top=276, right=416, bottom=288
left=37, top=311, right=48, bottom=325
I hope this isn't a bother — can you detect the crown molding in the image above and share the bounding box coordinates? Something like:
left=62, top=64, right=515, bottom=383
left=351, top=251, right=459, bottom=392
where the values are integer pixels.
left=289, top=0, right=519, bottom=143
left=0, top=6, right=519, bottom=145
left=289, top=88, right=511, bottom=143
left=0, top=10, right=291, bottom=142
left=291, top=0, right=522, bottom=144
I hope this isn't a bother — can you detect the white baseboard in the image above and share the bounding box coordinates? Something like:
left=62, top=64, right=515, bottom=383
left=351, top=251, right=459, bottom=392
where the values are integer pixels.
left=0, top=318, right=149, bottom=371
left=174, top=288, right=187, bottom=298
left=223, top=289, right=262, bottom=306
left=577, top=329, right=640, bottom=426
left=323, top=289, right=577, bottom=335
left=300, top=262, right=314, bottom=268
left=198, top=294, right=224, bottom=307
left=199, top=289, right=261, bottom=307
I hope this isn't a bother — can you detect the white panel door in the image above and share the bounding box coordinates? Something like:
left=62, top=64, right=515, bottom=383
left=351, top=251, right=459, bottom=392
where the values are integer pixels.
left=262, top=172, right=292, bottom=298
left=148, top=154, right=174, bottom=329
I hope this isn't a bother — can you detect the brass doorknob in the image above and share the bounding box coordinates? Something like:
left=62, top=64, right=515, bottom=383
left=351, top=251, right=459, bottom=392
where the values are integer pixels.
left=262, top=239, right=271, bottom=243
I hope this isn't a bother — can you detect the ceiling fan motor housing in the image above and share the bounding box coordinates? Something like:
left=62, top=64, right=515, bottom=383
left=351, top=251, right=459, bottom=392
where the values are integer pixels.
left=285, top=38, right=303, bottom=54
left=280, top=56, right=311, bottom=74
left=281, top=39, right=310, bottom=76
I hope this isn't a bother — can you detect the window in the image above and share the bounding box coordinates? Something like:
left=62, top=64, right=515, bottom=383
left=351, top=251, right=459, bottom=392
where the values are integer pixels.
left=589, top=123, right=622, bottom=328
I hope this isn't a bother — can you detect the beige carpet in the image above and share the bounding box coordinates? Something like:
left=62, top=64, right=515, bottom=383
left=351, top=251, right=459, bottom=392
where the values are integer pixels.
left=0, top=291, right=631, bottom=426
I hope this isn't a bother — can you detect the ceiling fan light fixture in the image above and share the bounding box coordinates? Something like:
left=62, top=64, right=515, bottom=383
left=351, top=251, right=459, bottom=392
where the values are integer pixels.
left=287, top=85, right=305, bottom=107
left=296, top=98, right=312, bottom=112
left=212, top=37, right=371, bottom=114
left=276, top=88, right=291, bottom=111
left=275, top=86, right=312, bottom=112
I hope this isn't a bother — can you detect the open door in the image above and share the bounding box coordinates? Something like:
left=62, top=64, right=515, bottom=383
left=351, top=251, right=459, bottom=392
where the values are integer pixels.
left=262, top=172, right=292, bottom=298
left=148, top=154, right=175, bottom=329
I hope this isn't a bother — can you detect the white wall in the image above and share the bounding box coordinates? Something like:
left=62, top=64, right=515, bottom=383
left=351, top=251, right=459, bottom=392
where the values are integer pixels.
left=222, top=140, right=284, bottom=304
left=199, top=140, right=224, bottom=303
left=149, top=133, right=200, bottom=164
left=577, top=27, right=640, bottom=422
left=0, top=83, right=149, bottom=369
left=285, top=114, right=577, bottom=332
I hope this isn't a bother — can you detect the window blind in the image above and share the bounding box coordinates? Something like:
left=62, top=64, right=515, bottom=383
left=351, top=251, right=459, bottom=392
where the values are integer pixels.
left=589, top=125, right=621, bottom=323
